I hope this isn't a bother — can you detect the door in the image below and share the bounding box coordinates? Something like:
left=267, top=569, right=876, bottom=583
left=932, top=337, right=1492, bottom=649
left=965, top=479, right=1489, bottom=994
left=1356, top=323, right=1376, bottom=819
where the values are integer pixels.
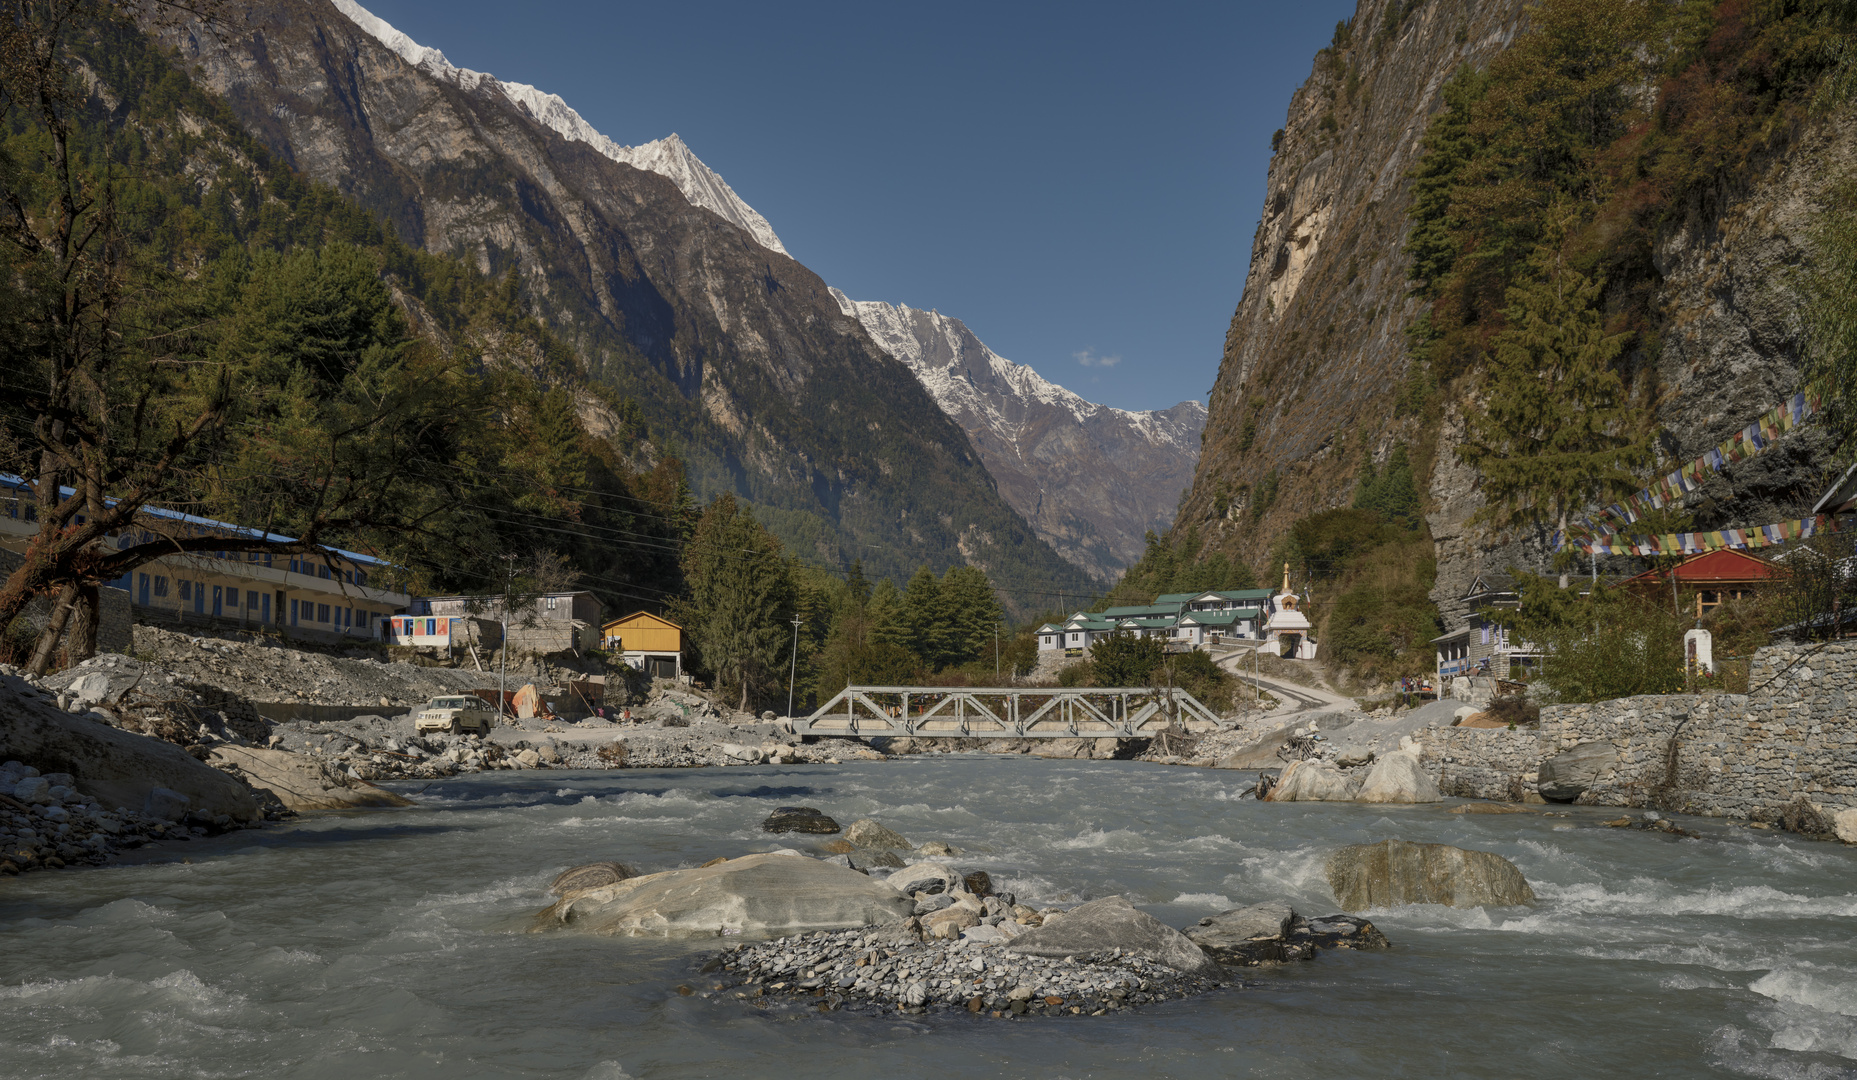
left=262, top=593, right=272, bottom=623
left=290, top=598, right=298, bottom=626
left=212, top=585, right=222, bottom=617
left=194, top=582, right=205, bottom=614
left=137, top=574, right=149, bottom=606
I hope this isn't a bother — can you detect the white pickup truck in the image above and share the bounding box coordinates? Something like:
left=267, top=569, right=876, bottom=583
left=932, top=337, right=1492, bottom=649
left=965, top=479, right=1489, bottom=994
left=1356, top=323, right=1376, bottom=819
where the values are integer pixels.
left=415, top=695, right=498, bottom=735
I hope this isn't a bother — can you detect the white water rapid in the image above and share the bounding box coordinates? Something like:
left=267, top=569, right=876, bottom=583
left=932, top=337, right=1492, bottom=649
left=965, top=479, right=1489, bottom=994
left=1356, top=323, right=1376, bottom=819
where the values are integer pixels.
left=2, top=756, right=1853, bottom=1078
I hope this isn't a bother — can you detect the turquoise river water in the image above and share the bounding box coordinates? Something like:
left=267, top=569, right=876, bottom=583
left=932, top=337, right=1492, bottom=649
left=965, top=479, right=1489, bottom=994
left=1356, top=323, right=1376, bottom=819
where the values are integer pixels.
left=1, top=756, right=1854, bottom=1079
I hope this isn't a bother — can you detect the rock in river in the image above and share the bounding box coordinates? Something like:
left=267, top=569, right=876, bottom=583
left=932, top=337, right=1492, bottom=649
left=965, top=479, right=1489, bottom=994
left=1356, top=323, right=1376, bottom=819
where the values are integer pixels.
left=843, top=818, right=911, bottom=849
left=1009, top=895, right=1222, bottom=979
left=1353, top=745, right=1441, bottom=804
left=1265, top=759, right=1359, bottom=802
left=888, top=862, right=962, bottom=896
left=1184, top=903, right=1390, bottom=966
left=1536, top=742, right=1619, bottom=803
left=761, top=806, right=841, bottom=834
left=207, top=745, right=412, bottom=812
left=534, top=851, right=913, bottom=936
left=1326, top=839, right=1535, bottom=911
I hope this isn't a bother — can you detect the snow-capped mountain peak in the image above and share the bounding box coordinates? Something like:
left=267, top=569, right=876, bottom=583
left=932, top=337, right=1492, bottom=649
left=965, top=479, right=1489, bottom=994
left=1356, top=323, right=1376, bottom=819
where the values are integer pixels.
left=829, top=288, right=1206, bottom=580
left=330, top=0, right=787, bottom=256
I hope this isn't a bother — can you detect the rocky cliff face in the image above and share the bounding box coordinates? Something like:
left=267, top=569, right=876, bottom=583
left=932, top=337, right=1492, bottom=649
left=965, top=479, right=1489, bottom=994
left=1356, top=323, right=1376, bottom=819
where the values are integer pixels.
left=1183, top=0, right=1853, bottom=630
left=831, top=292, right=1205, bottom=581
left=145, top=0, right=1092, bottom=609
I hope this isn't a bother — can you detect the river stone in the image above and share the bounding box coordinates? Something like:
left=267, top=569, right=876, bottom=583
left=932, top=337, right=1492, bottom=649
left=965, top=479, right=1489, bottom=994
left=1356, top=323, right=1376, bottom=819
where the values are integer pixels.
left=888, top=862, right=961, bottom=896
left=1184, top=902, right=1295, bottom=951
left=1354, top=748, right=1442, bottom=804
left=208, top=745, right=414, bottom=812
left=1009, top=895, right=1222, bottom=979
left=536, top=851, right=913, bottom=937
left=846, top=848, right=904, bottom=872
left=2, top=702, right=259, bottom=822
left=1215, top=723, right=1301, bottom=770
left=1326, top=839, right=1536, bottom=910
left=962, top=870, right=994, bottom=897
left=1266, top=760, right=1358, bottom=802
left=844, top=818, right=911, bottom=849
left=761, top=806, right=841, bottom=834
left=1535, top=742, right=1619, bottom=803
left=1835, top=808, right=1857, bottom=844
left=550, top=861, right=635, bottom=895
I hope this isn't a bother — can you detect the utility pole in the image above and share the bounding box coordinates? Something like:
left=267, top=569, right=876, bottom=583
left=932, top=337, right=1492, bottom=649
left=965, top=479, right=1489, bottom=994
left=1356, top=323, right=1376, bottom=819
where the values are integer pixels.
left=499, top=554, right=515, bottom=721
left=994, top=620, right=1001, bottom=680
left=787, top=614, right=803, bottom=719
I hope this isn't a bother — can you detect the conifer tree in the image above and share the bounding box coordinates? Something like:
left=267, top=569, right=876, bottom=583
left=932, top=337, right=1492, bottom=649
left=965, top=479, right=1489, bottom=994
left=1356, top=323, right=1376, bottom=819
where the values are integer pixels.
left=674, top=495, right=796, bottom=711
left=903, top=566, right=954, bottom=669
left=1460, top=244, right=1651, bottom=549
left=866, top=579, right=911, bottom=654
left=940, top=565, right=1005, bottom=666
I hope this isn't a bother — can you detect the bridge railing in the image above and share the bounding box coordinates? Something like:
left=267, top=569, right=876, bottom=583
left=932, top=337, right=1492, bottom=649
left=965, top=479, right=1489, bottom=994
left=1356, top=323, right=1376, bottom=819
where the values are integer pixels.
left=795, top=685, right=1225, bottom=739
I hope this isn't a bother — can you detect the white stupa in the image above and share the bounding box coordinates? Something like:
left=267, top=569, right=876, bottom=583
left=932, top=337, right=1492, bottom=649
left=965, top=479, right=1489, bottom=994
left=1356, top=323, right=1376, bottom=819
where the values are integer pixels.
left=1265, top=563, right=1316, bottom=660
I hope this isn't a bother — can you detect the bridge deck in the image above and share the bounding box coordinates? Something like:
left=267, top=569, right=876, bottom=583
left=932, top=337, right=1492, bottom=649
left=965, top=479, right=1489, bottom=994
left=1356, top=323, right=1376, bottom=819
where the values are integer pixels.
left=795, top=685, right=1223, bottom=739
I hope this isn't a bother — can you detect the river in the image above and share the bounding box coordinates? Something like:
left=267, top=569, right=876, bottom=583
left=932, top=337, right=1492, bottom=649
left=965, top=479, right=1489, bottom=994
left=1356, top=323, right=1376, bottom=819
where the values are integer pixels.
left=2, top=756, right=1853, bottom=1079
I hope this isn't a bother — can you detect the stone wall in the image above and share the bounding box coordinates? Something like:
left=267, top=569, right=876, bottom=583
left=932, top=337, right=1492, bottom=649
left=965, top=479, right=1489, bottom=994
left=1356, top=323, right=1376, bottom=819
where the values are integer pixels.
left=0, top=549, right=132, bottom=660
left=1415, top=641, right=1857, bottom=819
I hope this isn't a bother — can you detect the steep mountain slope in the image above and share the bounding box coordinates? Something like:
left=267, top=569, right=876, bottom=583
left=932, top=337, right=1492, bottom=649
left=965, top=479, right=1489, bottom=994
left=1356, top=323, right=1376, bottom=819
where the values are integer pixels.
left=831, top=291, right=1205, bottom=581
left=146, top=0, right=1094, bottom=613
left=327, top=0, right=788, bottom=256
left=1179, top=0, right=1852, bottom=627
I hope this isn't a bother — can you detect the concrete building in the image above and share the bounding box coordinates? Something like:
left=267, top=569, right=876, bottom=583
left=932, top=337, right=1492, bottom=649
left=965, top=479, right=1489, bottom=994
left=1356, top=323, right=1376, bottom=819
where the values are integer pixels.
left=1035, top=585, right=1286, bottom=657
left=403, top=591, right=603, bottom=654
left=0, top=475, right=408, bottom=641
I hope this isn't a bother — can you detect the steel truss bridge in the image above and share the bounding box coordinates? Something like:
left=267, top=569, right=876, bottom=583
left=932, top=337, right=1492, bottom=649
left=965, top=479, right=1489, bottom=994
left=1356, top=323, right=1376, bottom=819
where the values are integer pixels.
left=795, top=685, right=1224, bottom=740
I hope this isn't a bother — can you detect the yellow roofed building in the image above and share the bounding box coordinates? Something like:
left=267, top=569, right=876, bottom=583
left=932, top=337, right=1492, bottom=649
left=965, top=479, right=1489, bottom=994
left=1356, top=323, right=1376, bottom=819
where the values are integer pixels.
left=602, top=611, right=684, bottom=680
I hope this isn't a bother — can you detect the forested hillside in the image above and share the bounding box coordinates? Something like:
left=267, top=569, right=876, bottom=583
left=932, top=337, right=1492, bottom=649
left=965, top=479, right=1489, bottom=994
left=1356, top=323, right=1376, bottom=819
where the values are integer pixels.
left=0, top=9, right=697, bottom=648
left=132, top=0, right=1095, bottom=616
left=1141, top=0, right=1857, bottom=686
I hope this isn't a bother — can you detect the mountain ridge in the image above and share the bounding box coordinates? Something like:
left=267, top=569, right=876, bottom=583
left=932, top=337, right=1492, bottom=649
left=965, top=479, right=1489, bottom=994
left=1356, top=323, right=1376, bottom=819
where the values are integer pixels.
left=150, top=0, right=1098, bottom=615
left=832, top=289, right=1205, bottom=581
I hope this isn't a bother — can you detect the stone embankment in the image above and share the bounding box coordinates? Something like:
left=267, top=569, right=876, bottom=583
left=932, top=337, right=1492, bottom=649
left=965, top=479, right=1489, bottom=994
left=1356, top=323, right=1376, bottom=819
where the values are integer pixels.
left=1414, top=641, right=1857, bottom=827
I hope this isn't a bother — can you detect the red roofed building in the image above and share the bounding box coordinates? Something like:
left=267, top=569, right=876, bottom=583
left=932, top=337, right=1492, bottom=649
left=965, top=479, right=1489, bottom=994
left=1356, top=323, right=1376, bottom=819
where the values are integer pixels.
left=1618, top=549, right=1786, bottom=617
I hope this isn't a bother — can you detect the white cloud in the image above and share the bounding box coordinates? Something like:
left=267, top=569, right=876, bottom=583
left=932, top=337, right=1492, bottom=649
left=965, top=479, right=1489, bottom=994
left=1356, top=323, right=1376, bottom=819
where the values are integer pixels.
left=1074, top=348, right=1121, bottom=368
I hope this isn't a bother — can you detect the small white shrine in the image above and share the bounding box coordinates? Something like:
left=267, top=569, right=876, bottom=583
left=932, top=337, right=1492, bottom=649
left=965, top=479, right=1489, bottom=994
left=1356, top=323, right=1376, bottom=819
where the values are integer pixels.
left=1264, top=563, right=1318, bottom=660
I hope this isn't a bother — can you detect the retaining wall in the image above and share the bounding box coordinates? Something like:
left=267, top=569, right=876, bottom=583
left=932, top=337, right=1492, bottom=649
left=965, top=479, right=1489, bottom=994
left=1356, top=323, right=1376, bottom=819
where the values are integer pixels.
left=1414, top=640, right=1857, bottom=819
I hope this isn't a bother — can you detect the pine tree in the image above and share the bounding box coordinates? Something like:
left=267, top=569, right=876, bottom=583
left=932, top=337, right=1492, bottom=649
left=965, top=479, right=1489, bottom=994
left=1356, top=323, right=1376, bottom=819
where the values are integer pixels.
left=940, top=565, right=1005, bottom=667
left=1461, top=244, right=1652, bottom=546
left=674, top=495, right=796, bottom=711
left=903, top=566, right=955, bottom=669
left=866, top=579, right=911, bottom=654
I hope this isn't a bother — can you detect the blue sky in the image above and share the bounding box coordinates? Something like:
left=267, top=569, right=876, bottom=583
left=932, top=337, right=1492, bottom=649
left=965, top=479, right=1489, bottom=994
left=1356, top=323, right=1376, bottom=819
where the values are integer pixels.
left=352, top=0, right=1359, bottom=412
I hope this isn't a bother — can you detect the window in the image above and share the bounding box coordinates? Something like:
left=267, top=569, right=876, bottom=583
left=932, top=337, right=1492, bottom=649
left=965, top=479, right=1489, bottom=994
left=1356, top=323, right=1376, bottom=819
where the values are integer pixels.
left=545, top=596, right=558, bottom=610
left=355, top=570, right=368, bottom=588
left=153, top=576, right=168, bottom=597
left=317, top=603, right=330, bottom=623
left=319, top=565, right=331, bottom=580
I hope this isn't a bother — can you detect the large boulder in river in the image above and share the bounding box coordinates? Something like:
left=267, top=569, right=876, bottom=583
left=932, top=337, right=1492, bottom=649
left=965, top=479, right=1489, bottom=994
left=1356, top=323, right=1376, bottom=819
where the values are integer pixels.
left=1353, top=747, right=1442, bottom=804
left=887, top=861, right=963, bottom=896
left=1265, top=759, right=1358, bottom=801
left=1215, top=723, right=1301, bottom=770
left=1, top=690, right=258, bottom=822
left=534, top=851, right=913, bottom=936
left=761, top=806, right=841, bottom=833
left=1535, top=742, right=1619, bottom=802
left=844, top=818, right=911, bottom=849
left=207, top=745, right=412, bottom=812
left=1009, top=895, right=1222, bottom=979
left=1326, top=839, right=1535, bottom=910
left=1185, top=903, right=1391, bottom=966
